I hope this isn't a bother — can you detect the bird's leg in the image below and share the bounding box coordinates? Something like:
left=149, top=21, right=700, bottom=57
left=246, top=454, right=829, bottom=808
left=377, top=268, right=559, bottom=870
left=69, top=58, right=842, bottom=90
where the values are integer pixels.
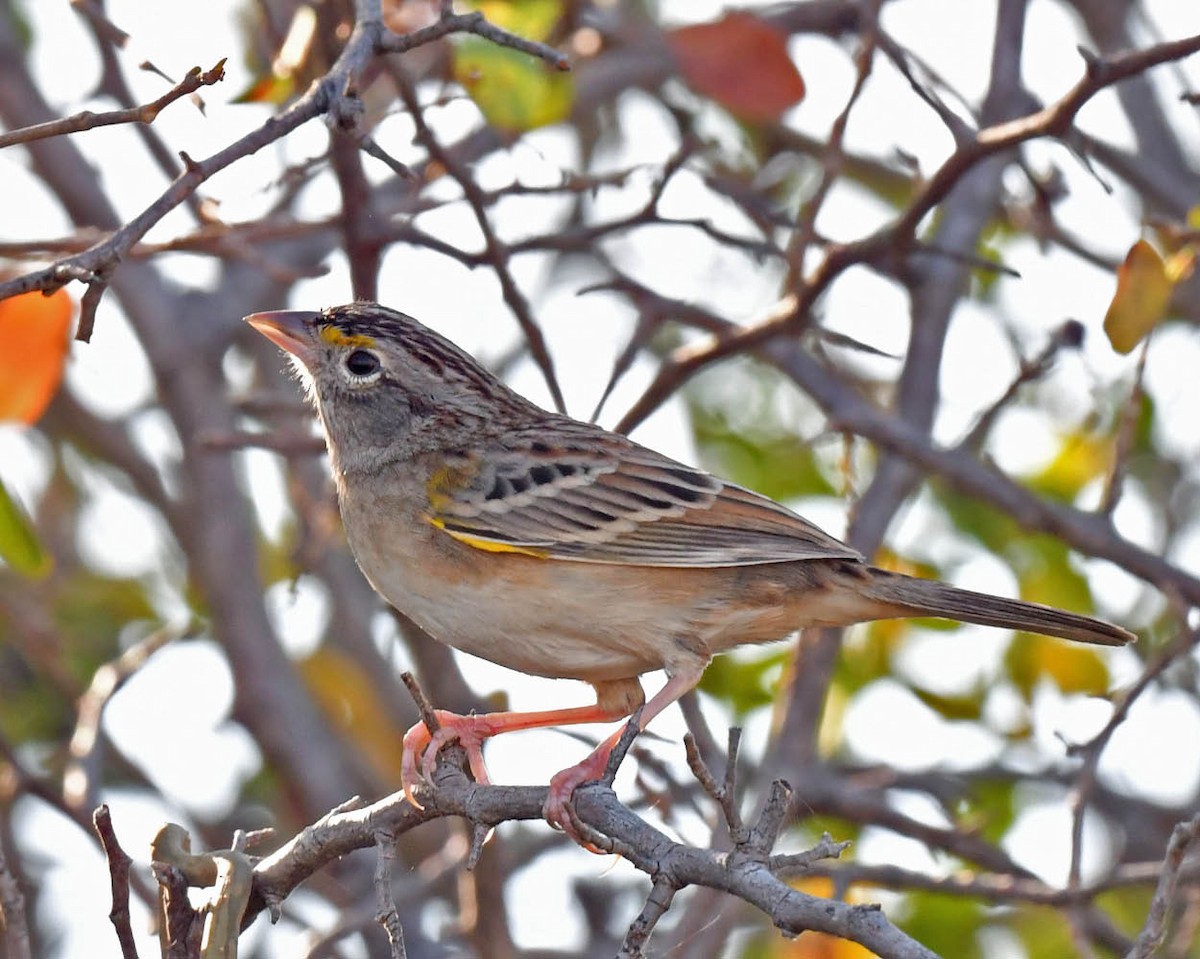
left=401, top=679, right=645, bottom=807
left=544, top=663, right=707, bottom=844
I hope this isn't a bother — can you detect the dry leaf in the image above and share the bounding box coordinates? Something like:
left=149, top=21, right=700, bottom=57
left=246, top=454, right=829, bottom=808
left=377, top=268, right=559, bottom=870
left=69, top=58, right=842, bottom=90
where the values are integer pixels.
left=668, top=12, right=805, bottom=123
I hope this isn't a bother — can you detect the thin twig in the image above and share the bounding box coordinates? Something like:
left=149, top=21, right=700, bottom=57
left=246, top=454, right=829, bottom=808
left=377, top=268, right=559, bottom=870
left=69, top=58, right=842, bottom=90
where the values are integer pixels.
left=778, top=856, right=1169, bottom=905
left=377, top=10, right=569, bottom=70
left=390, top=65, right=568, bottom=412
left=373, top=831, right=406, bottom=959
left=93, top=805, right=139, bottom=959
left=1100, top=337, right=1149, bottom=515
left=0, top=60, right=226, bottom=149
left=0, top=841, right=32, bottom=959
left=769, top=833, right=852, bottom=876
left=618, top=877, right=678, bottom=958
left=683, top=728, right=746, bottom=842
left=614, top=32, right=1200, bottom=434
left=66, top=626, right=179, bottom=811
left=1127, top=811, right=1200, bottom=959
left=400, top=671, right=441, bottom=734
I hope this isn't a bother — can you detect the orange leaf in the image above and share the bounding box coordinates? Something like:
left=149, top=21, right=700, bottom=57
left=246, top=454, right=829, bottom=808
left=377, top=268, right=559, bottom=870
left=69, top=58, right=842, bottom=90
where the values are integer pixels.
left=777, top=878, right=877, bottom=958
left=0, top=290, right=73, bottom=425
left=667, top=12, right=805, bottom=122
left=298, top=646, right=404, bottom=782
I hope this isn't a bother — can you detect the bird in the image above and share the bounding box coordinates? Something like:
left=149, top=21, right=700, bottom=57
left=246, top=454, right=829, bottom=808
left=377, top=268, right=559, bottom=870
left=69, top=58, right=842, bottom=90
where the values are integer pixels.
left=246, top=302, right=1134, bottom=841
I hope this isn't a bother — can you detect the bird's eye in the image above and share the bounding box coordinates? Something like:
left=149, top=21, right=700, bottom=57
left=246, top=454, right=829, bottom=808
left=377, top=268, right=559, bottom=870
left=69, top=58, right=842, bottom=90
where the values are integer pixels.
left=344, top=349, right=381, bottom=378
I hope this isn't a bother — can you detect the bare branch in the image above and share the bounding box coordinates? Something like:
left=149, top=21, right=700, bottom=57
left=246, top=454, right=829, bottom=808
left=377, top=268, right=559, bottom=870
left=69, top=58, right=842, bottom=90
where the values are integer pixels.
left=373, top=831, right=407, bottom=959
left=377, top=10, right=569, bottom=70
left=0, top=839, right=32, bottom=959
left=0, top=59, right=227, bottom=149
left=1128, top=812, right=1200, bottom=959
left=612, top=31, right=1200, bottom=430
left=92, top=805, right=139, bottom=959
left=249, top=770, right=942, bottom=959
left=618, top=877, right=678, bottom=959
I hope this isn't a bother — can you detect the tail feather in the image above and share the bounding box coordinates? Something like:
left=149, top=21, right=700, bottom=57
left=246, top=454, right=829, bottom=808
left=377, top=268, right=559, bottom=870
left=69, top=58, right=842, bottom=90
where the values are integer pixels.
left=860, top=568, right=1135, bottom=647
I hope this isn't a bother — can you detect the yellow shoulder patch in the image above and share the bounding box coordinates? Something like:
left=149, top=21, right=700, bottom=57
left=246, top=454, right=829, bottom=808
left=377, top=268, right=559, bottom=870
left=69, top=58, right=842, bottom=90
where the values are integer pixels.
left=319, top=325, right=377, bottom=348
left=426, top=516, right=548, bottom=558
left=426, top=463, right=476, bottom=510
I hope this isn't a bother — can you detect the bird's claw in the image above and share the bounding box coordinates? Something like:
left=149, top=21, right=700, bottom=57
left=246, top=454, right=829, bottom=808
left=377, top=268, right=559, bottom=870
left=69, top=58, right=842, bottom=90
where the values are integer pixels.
left=543, top=747, right=613, bottom=852
left=401, top=711, right=494, bottom=808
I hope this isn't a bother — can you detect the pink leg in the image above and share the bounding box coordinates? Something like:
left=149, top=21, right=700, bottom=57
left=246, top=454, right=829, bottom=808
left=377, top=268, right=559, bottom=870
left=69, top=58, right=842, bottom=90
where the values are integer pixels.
left=544, top=665, right=707, bottom=844
left=401, top=700, right=635, bottom=808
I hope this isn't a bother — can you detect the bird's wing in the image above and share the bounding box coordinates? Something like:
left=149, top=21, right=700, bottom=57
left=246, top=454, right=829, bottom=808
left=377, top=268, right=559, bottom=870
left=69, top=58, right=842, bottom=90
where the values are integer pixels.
left=423, top=437, right=861, bottom=567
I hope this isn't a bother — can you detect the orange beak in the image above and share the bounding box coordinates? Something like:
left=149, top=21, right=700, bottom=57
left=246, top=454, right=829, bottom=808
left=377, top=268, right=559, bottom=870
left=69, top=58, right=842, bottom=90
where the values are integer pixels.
left=245, top=310, right=321, bottom=364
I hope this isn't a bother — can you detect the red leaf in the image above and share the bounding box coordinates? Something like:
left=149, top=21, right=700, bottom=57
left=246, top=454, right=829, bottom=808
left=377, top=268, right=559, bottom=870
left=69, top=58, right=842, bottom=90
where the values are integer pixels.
left=667, top=12, right=805, bottom=123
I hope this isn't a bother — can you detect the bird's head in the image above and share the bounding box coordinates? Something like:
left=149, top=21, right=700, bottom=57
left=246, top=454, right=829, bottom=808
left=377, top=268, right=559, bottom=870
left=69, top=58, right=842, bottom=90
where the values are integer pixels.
left=246, top=302, right=526, bottom=471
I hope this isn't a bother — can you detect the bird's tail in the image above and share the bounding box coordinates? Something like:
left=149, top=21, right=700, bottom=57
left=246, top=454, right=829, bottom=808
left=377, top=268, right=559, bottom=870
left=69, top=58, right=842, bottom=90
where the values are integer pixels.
left=859, top=567, right=1135, bottom=647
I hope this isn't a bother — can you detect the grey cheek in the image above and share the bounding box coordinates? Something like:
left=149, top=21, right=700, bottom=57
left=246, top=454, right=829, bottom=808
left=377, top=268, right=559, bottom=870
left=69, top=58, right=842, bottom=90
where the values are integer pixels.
left=362, top=396, right=413, bottom=444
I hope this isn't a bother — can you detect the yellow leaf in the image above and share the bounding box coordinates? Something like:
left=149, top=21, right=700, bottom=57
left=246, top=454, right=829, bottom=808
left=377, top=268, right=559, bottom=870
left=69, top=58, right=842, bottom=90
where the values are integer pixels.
left=1015, top=538, right=1095, bottom=613
left=298, top=647, right=403, bottom=782
left=233, top=5, right=316, bottom=104
left=1187, top=206, right=1200, bottom=231
left=1005, top=633, right=1110, bottom=699
left=1028, top=430, right=1112, bottom=501
left=468, top=0, right=562, bottom=41
left=454, top=38, right=573, bottom=132
left=1164, top=247, right=1196, bottom=284
left=234, top=74, right=296, bottom=106
left=1103, top=239, right=1172, bottom=354
left=0, top=289, right=73, bottom=424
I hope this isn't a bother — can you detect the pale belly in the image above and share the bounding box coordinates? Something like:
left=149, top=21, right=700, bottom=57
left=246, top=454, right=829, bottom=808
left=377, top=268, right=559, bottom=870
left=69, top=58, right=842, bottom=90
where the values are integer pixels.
left=338, top=483, right=715, bottom=682
left=335, top=472, right=859, bottom=684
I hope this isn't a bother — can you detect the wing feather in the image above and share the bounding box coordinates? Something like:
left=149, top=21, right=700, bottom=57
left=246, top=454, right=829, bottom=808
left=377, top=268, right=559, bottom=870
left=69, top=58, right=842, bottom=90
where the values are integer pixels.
left=426, top=436, right=860, bottom=567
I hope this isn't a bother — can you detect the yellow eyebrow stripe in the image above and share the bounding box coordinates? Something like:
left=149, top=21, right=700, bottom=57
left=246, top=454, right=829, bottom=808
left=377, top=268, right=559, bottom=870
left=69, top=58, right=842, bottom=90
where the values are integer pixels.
left=426, top=516, right=548, bottom=558
left=319, top=326, right=376, bottom=348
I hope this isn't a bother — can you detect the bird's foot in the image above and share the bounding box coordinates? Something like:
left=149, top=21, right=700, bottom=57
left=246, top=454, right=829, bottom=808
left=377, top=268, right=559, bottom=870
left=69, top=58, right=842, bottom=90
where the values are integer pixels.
left=543, top=742, right=617, bottom=851
left=401, top=710, right=496, bottom=807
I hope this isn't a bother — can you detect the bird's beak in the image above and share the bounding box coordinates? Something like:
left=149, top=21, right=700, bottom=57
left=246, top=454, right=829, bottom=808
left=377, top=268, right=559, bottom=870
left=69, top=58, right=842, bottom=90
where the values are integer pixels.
left=245, top=310, right=321, bottom=364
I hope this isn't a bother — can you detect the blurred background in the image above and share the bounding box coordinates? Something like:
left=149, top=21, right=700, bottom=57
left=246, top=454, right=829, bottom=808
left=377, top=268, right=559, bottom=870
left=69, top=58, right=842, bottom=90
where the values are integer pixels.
left=1, top=0, right=1199, bottom=956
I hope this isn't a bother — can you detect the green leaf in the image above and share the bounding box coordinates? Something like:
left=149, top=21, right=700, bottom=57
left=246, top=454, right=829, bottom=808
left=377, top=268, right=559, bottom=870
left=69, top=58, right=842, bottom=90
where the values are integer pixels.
left=1011, top=906, right=1076, bottom=959
left=1014, top=536, right=1094, bottom=614
left=692, top=412, right=836, bottom=502
left=698, top=647, right=788, bottom=718
left=686, top=359, right=838, bottom=502
left=899, top=891, right=984, bottom=959
left=0, top=476, right=50, bottom=579
left=454, top=38, right=573, bottom=132
left=53, top=572, right=155, bottom=680
left=909, top=685, right=984, bottom=721
left=957, top=779, right=1017, bottom=845
left=1095, top=886, right=1155, bottom=939
left=937, top=487, right=1021, bottom=555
